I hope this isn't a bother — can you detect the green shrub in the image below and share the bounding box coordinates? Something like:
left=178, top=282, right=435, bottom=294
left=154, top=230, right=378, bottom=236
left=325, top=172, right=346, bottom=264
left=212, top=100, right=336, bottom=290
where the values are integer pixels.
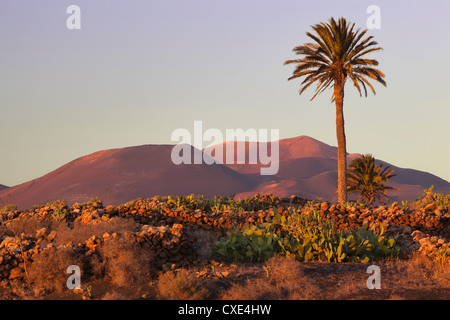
left=88, top=197, right=101, bottom=205
left=212, top=211, right=400, bottom=263
left=167, top=194, right=212, bottom=212
left=414, top=186, right=450, bottom=210
left=166, top=193, right=281, bottom=214
left=212, top=223, right=282, bottom=263
left=0, top=204, right=18, bottom=214
left=281, top=209, right=400, bottom=262
left=157, top=269, right=209, bottom=300
left=212, top=212, right=287, bottom=263
left=46, top=200, right=68, bottom=222
left=280, top=225, right=399, bottom=263
left=283, top=209, right=336, bottom=240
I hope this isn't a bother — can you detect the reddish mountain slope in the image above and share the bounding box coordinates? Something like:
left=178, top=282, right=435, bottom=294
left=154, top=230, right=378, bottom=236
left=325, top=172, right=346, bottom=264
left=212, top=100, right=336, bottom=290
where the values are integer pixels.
left=0, top=145, right=256, bottom=209
left=203, top=136, right=337, bottom=174
left=206, top=137, right=450, bottom=202
left=1, top=136, right=449, bottom=209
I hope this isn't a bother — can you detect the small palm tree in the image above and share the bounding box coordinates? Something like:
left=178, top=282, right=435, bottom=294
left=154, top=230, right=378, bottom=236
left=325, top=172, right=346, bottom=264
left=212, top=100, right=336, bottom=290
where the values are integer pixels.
left=284, top=17, right=386, bottom=202
left=346, top=154, right=397, bottom=205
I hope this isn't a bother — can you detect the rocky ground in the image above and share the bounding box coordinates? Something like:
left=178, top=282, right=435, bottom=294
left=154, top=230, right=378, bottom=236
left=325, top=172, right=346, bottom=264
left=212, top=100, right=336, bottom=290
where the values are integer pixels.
left=0, top=194, right=449, bottom=300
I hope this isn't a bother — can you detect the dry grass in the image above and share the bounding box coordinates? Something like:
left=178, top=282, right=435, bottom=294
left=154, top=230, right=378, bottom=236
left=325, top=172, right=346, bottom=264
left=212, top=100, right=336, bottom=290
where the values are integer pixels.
left=92, top=236, right=155, bottom=287
left=3, top=216, right=54, bottom=237
left=330, top=269, right=368, bottom=299
left=187, top=229, right=220, bottom=259
left=221, top=255, right=321, bottom=300
left=387, top=294, right=406, bottom=300
left=384, top=253, right=450, bottom=289
left=219, top=254, right=450, bottom=300
left=54, top=217, right=138, bottom=246
left=0, top=216, right=137, bottom=246
left=28, top=247, right=85, bottom=294
left=157, top=269, right=209, bottom=300
left=101, top=291, right=130, bottom=300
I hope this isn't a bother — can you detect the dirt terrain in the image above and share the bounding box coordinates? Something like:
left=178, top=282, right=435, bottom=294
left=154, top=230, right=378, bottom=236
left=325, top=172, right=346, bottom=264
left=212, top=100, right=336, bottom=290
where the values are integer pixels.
left=0, top=194, right=448, bottom=300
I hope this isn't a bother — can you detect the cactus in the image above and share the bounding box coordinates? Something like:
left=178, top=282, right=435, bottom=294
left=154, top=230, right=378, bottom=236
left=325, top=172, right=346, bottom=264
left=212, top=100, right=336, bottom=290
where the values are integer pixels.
left=212, top=209, right=400, bottom=263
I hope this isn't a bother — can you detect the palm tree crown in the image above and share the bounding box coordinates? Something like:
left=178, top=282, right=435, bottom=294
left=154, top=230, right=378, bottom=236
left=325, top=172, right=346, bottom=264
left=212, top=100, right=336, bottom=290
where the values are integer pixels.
left=347, top=154, right=397, bottom=205
left=284, top=17, right=386, bottom=100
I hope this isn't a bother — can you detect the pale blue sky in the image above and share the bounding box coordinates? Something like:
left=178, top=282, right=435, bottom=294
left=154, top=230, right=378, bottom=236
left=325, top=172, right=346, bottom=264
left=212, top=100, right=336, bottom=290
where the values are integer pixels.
left=1, top=0, right=449, bottom=186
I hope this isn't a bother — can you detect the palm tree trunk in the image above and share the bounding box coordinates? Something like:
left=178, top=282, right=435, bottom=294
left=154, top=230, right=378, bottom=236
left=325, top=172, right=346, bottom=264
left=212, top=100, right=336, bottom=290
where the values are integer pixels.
left=335, top=81, right=347, bottom=202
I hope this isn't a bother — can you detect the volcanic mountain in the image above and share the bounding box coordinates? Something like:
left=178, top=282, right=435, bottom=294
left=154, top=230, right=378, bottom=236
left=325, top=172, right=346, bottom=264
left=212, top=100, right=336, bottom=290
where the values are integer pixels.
left=0, top=145, right=258, bottom=209
left=1, top=136, right=449, bottom=209
left=204, top=136, right=450, bottom=202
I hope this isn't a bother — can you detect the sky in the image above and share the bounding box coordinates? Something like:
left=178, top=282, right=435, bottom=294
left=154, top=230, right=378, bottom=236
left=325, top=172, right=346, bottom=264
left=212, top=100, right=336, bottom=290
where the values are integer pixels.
left=0, top=0, right=449, bottom=187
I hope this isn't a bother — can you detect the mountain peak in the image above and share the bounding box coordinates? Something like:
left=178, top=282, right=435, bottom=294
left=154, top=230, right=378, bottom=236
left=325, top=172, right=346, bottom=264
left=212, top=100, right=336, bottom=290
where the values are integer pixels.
left=278, top=135, right=337, bottom=160
left=1, top=136, right=449, bottom=209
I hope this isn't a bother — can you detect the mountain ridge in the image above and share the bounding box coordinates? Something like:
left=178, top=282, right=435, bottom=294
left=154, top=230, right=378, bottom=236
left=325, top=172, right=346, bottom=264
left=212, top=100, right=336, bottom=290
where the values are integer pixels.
left=1, top=136, right=448, bottom=209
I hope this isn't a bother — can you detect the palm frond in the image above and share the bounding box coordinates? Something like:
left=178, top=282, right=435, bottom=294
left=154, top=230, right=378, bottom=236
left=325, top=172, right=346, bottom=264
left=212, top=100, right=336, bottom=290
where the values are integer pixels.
left=346, top=154, right=397, bottom=205
left=285, top=17, right=386, bottom=100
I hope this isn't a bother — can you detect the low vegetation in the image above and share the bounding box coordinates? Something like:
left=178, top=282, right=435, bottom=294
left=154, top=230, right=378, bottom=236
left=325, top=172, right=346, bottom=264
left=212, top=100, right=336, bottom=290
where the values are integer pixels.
left=0, top=189, right=448, bottom=300
left=0, top=204, right=17, bottom=215
left=165, top=193, right=285, bottom=213
left=157, top=269, right=209, bottom=300
left=212, top=209, right=400, bottom=263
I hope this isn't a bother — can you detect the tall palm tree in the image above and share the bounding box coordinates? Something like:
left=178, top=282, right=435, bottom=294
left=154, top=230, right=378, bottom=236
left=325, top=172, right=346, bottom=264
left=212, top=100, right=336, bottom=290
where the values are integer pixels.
left=284, top=17, right=386, bottom=202
left=347, top=154, right=397, bottom=205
